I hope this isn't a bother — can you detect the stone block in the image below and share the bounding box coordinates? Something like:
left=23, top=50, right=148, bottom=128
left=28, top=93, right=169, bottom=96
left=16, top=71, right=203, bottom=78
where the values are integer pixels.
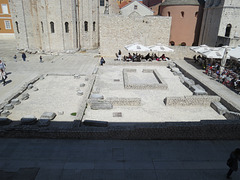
left=40, top=112, right=56, bottom=120
left=80, top=83, right=85, bottom=87
left=225, top=111, right=240, bottom=120
left=183, top=79, right=195, bottom=88
left=0, top=110, right=11, bottom=117
left=21, top=93, right=30, bottom=100
left=21, top=115, right=37, bottom=125
left=113, top=112, right=122, bottom=117
left=28, top=84, right=33, bottom=89
left=83, top=120, right=108, bottom=127
left=90, top=101, right=113, bottom=110
left=74, top=74, right=81, bottom=79
left=4, top=104, right=14, bottom=110
left=191, top=84, right=207, bottom=95
left=0, top=117, right=12, bottom=125
left=11, top=99, right=21, bottom=105
left=38, top=119, right=50, bottom=127
left=77, top=91, right=83, bottom=96
left=90, top=94, right=104, bottom=100
left=211, top=101, right=228, bottom=115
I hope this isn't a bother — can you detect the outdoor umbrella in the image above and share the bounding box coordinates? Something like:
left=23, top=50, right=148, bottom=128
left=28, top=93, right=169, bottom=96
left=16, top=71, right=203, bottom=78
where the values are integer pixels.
left=124, top=43, right=150, bottom=52
left=228, top=45, right=240, bottom=61
left=190, top=44, right=210, bottom=53
left=199, top=47, right=230, bottom=59
left=148, top=45, right=174, bottom=52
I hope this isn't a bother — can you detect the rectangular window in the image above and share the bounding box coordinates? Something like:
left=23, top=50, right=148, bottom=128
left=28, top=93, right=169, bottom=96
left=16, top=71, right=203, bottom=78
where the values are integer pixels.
left=4, top=20, right=11, bottom=29
left=134, top=5, right=138, bottom=10
left=100, top=0, right=104, bottom=6
left=1, top=4, right=9, bottom=14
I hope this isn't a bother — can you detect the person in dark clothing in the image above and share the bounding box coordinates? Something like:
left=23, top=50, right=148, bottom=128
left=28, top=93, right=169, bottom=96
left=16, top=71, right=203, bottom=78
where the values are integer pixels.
left=22, top=52, right=26, bottom=61
left=226, top=148, right=240, bottom=179
left=100, top=57, right=105, bottom=66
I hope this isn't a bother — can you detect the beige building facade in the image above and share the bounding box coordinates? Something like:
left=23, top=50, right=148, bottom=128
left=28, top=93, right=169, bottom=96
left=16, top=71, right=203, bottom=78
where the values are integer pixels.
left=9, top=0, right=171, bottom=56
left=199, top=0, right=240, bottom=47
left=120, top=1, right=154, bottom=16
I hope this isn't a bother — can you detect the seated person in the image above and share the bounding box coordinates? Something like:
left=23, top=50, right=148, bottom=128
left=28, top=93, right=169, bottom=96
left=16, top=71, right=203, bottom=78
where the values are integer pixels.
left=160, top=54, right=166, bottom=61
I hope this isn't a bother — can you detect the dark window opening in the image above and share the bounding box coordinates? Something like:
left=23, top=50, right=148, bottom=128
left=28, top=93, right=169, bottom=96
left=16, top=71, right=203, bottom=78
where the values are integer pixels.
left=41, top=21, right=44, bottom=33
left=65, top=22, right=69, bottom=33
left=168, top=11, right=171, bottom=16
left=181, top=42, right=186, bottom=46
left=181, top=11, right=184, bottom=17
left=195, top=12, right=198, bottom=17
left=93, top=22, right=96, bottom=31
left=170, top=41, right=175, bottom=46
left=15, top=21, right=19, bottom=33
left=134, top=5, right=138, bottom=10
left=100, top=0, right=104, bottom=6
left=84, top=21, right=88, bottom=32
left=50, top=21, right=55, bottom=33
left=225, top=24, right=232, bottom=37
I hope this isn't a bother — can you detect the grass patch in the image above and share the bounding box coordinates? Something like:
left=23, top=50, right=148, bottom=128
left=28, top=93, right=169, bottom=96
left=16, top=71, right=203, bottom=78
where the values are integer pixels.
left=71, top=112, right=77, bottom=116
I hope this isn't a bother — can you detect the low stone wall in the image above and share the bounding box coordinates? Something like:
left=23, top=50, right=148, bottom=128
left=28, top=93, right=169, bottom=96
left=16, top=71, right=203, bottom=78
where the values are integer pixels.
left=1, top=119, right=240, bottom=140
left=106, top=97, right=141, bottom=106
left=123, top=69, right=168, bottom=90
left=164, top=95, right=221, bottom=106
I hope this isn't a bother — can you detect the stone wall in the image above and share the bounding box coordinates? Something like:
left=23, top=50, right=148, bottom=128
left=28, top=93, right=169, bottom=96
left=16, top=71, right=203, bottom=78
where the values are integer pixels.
left=123, top=68, right=168, bottom=89
left=99, top=14, right=171, bottom=56
left=1, top=119, right=240, bottom=140
left=164, top=95, right=221, bottom=106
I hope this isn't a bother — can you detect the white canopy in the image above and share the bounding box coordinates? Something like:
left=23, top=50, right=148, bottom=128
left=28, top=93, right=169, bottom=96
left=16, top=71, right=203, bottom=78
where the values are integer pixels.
left=228, top=46, right=240, bottom=61
left=190, top=44, right=211, bottom=53
left=124, top=43, right=150, bottom=52
left=199, top=47, right=230, bottom=59
left=148, top=45, right=174, bottom=52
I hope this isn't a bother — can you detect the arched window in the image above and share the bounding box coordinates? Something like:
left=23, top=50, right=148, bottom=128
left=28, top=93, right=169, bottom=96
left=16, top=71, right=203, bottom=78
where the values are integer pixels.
left=168, top=11, right=171, bottom=16
left=225, top=24, right=232, bottom=37
left=65, top=22, right=69, bottom=33
left=50, top=21, right=55, bottom=33
left=15, top=21, right=19, bottom=33
left=195, top=12, right=198, bottom=17
left=41, top=21, right=44, bottom=33
left=84, top=21, right=88, bottom=32
left=181, top=42, right=186, bottom=46
left=93, top=22, right=96, bottom=31
left=181, top=11, right=184, bottom=17
left=170, top=41, right=175, bottom=46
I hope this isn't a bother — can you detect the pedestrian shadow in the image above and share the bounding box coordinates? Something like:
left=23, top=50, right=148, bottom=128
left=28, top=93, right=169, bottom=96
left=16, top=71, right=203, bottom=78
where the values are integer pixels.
left=6, top=72, right=12, bottom=75
left=4, top=80, right=12, bottom=85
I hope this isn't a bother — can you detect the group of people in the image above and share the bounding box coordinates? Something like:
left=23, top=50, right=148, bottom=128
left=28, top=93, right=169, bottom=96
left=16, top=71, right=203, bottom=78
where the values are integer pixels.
left=13, top=53, right=43, bottom=63
left=122, top=52, right=170, bottom=62
left=204, top=62, right=240, bottom=93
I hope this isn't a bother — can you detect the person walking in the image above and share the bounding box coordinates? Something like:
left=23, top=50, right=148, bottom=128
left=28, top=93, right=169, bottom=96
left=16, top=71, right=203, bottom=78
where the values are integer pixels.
left=0, top=59, right=6, bottom=71
left=100, top=57, right=105, bottom=66
left=0, top=68, right=6, bottom=86
left=118, top=50, right=121, bottom=61
left=14, top=54, right=17, bottom=62
left=22, top=52, right=26, bottom=61
left=40, top=56, right=43, bottom=63
left=226, top=148, right=240, bottom=179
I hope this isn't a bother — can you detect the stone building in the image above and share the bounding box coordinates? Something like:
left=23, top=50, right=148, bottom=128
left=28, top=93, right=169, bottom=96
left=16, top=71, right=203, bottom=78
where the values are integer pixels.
left=159, top=0, right=204, bottom=46
left=0, top=0, right=14, bottom=39
left=199, top=0, right=240, bottom=47
left=9, top=0, right=171, bottom=56
left=120, top=0, right=154, bottom=16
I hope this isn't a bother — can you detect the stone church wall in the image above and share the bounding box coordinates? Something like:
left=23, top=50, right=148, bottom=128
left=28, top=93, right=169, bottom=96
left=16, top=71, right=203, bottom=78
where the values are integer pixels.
left=99, top=15, right=171, bottom=56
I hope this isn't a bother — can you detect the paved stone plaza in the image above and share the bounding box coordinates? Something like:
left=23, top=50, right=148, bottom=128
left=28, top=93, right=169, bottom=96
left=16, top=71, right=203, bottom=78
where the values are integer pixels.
left=0, top=40, right=240, bottom=179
